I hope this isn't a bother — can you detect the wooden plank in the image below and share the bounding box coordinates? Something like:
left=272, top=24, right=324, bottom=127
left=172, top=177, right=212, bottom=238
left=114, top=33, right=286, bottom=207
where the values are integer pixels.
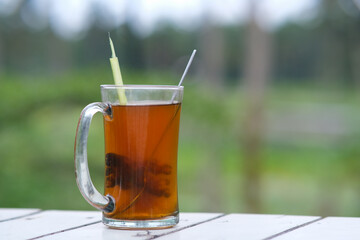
left=273, top=217, right=360, bottom=240
left=159, top=214, right=320, bottom=240
left=0, top=210, right=101, bottom=240
left=40, top=213, right=223, bottom=240
left=0, top=208, right=40, bottom=222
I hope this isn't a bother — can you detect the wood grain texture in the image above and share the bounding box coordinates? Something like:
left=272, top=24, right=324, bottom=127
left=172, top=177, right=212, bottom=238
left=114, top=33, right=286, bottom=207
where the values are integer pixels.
left=40, top=213, right=222, bottom=240
left=274, top=217, right=360, bottom=240
left=0, top=210, right=100, bottom=240
left=1, top=210, right=359, bottom=240
left=0, top=208, right=40, bottom=222
left=159, top=214, right=319, bottom=240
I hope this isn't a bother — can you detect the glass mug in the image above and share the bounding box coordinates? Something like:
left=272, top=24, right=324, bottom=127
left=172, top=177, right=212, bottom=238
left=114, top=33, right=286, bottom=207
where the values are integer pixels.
left=74, top=85, right=183, bottom=229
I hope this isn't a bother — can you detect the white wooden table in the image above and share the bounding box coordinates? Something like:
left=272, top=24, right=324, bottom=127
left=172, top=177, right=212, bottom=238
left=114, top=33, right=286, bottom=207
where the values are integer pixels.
left=1, top=208, right=359, bottom=240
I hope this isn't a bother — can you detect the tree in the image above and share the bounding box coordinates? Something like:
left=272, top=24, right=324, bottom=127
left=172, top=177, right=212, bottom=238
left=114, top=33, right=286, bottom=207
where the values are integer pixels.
left=242, top=0, right=272, bottom=213
left=198, top=15, right=225, bottom=87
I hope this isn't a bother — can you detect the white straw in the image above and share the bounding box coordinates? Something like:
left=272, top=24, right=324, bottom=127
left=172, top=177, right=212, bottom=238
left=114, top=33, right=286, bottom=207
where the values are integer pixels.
left=171, top=49, right=197, bottom=102
left=178, top=49, right=196, bottom=86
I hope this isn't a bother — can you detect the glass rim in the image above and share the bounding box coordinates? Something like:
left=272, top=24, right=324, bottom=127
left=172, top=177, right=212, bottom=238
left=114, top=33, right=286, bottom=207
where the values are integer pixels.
left=101, top=84, right=184, bottom=90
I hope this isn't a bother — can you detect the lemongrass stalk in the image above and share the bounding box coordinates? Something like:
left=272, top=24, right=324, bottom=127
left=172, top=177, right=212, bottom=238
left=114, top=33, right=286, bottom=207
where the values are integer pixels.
left=109, top=34, right=127, bottom=105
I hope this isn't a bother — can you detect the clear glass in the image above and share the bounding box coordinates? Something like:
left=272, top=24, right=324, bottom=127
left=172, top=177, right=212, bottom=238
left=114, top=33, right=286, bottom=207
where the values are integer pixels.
left=74, top=85, right=183, bottom=229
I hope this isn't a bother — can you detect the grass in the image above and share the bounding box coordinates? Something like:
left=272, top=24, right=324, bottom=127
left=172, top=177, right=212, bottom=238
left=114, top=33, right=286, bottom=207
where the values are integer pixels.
left=0, top=67, right=359, bottom=217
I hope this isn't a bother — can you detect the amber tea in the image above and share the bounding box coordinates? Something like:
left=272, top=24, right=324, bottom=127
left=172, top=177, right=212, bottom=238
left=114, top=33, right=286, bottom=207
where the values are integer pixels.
left=103, top=103, right=181, bottom=220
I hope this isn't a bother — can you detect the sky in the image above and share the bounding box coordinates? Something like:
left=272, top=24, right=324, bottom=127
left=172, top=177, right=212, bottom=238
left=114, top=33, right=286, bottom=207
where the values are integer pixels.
left=0, top=0, right=321, bottom=40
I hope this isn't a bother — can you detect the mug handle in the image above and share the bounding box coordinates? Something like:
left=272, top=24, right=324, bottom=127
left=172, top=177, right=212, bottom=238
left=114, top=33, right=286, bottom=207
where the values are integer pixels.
left=74, top=102, right=115, bottom=213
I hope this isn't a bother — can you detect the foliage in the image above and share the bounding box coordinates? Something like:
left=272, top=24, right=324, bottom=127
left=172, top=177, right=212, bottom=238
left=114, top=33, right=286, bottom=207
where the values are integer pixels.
left=0, top=68, right=359, bottom=216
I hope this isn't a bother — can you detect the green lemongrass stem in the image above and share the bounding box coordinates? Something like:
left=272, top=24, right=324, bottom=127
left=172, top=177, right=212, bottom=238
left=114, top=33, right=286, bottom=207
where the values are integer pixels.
left=109, top=34, right=127, bottom=105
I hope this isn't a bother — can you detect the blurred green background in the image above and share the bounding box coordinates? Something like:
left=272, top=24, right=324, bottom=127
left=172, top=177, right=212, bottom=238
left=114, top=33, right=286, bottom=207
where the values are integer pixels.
left=0, top=0, right=360, bottom=217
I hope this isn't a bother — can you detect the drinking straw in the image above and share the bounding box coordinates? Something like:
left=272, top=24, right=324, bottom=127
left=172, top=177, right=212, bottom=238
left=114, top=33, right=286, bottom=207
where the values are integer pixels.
left=171, top=49, right=197, bottom=102
left=109, top=33, right=127, bottom=105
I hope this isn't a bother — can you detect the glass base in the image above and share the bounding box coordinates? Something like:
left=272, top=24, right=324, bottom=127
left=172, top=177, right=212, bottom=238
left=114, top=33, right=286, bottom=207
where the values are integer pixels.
left=102, top=214, right=179, bottom=229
